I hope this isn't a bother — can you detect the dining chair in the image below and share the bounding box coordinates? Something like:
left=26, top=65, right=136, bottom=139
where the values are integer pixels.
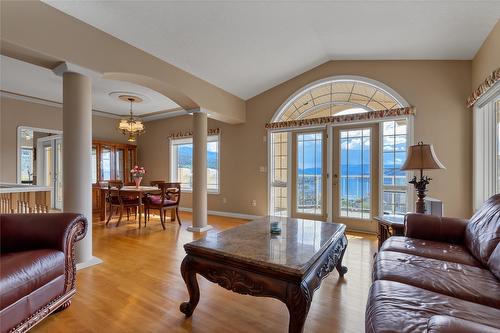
left=105, top=180, right=142, bottom=227
left=144, top=181, right=181, bottom=229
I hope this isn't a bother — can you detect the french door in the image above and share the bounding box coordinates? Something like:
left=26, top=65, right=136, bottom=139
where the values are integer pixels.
left=292, top=130, right=326, bottom=220
left=332, top=124, right=379, bottom=232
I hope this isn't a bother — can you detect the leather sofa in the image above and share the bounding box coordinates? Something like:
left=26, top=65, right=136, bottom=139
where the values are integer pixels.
left=366, top=194, right=500, bottom=332
left=0, top=213, right=87, bottom=333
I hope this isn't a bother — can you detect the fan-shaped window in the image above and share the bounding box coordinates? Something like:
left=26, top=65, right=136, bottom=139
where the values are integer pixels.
left=275, top=79, right=403, bottom=122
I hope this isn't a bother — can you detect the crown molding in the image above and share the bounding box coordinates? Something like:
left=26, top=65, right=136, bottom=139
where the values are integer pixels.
left=141, top=108, right=188, bottom=122
left=1, top=90, right=62, bottom=109
left=0, top=90, right=186, bottom=121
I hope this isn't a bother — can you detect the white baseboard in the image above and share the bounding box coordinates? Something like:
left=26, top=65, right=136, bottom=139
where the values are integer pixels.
left=76, top=256, right=103, bottom=270
left=187, top=225, right=213, bottom=232
left=179, top=207, right=261, bottom=221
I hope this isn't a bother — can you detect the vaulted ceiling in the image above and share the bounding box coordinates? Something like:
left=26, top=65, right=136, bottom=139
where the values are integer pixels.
left=44, top=1, right=500, bottom=99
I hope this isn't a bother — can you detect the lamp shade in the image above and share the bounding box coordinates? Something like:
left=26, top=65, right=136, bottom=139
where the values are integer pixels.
left=400, top=142, right=445, bottom=171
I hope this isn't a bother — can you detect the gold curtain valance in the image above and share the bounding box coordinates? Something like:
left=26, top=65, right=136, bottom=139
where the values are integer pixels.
left=265, top=107, right=415, bottom=130
left=168, top=128, right=220, bottom=139
left=467, top=68, right=500, bottom=108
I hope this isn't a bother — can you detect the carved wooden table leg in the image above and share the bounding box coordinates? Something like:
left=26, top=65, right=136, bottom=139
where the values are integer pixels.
left=179, top=256, right=200, bottom=317
left=335, top=235, right=348, bottom=277
left=285, top=283, right=311, bottom=333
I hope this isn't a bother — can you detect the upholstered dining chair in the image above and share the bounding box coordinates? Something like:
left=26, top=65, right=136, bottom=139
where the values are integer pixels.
left=105, top=180, right=142, bottom=227
left=144, top=181, right=181, bottom=229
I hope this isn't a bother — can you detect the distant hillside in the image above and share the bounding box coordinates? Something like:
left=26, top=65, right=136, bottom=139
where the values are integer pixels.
left=178, top=145, right=218, bottom=169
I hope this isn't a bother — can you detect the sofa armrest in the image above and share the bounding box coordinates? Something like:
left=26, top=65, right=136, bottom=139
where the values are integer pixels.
left=404, top=213, right=468, bottom=244
left=427, top=315, right=500, bottom=333
left=0, top=213, right=87, bottom=254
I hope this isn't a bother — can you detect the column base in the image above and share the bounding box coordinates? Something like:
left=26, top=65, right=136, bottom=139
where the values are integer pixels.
left=187, top=225, right=213, bottom=233
left=76, top=256, right=103, bottom=270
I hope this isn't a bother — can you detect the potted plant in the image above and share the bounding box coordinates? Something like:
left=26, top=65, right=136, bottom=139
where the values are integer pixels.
left=131, top=165, right=146, bottom=188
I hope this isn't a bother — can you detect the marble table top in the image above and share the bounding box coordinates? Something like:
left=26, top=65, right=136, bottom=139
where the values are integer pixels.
left=184, top=216, right=346, bottom=276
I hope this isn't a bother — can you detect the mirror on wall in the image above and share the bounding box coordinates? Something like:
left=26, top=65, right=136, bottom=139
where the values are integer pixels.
left=17, top=127, right=62, bottom=183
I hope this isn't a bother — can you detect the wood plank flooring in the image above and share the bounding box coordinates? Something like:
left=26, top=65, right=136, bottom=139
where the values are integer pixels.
left=32, top=213, right=377, bottom=333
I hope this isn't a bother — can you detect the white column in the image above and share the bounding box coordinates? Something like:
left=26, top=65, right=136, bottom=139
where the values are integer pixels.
left=62, top=72, right=101, bottom=268
left=188, top=109, right=212, bottom=232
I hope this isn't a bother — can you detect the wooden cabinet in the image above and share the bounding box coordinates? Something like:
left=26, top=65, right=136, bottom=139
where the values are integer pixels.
left=92, top=140, right=137, bottom=212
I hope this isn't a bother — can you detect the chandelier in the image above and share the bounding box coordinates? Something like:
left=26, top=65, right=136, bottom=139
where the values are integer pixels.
left=118, top=96, right=145, bottom=142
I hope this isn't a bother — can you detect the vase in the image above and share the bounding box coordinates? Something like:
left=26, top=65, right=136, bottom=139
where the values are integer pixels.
left=134, top=177, right=142, bottom=188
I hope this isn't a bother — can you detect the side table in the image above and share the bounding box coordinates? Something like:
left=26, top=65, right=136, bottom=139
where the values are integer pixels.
left=374, top=215, right=405, bottom=249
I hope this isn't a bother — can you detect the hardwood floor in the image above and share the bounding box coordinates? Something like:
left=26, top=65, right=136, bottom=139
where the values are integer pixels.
left=32, top=213, right=377, bottom=333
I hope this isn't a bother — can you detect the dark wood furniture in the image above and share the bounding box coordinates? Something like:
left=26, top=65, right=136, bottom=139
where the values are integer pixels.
left=374, top=215, right=405, bottom=249
left=105, top=180, right=142, bottom=227
left=91, top=140, right=137, bottom=214
left=98, top=185, right=162, bottom=225
left=179, top=216, right=348, bottom=333
left=144, top=181, right=181, bottom=229
left=0, top=213, right=87, bottom=333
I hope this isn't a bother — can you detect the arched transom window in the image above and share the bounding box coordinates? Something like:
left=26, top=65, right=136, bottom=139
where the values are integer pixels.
left=275, top=79, right=404, bottom=122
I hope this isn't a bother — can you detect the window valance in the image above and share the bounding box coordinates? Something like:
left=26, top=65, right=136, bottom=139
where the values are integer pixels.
left=168, top=128, right=220, bottom=139
left=467, top=67, right=500, bottom=108
left=265, top=107, right=415, bottom=130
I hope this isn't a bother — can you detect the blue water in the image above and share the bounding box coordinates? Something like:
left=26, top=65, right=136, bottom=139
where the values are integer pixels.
left=298, top=164, right=406, bottom=200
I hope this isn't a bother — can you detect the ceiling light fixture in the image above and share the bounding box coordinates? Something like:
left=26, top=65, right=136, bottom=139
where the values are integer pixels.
left=118, top=95, right=145, bottom=142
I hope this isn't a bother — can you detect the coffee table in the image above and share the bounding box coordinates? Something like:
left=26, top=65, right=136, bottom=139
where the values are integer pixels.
left=179, top=216, right=348, bottom=333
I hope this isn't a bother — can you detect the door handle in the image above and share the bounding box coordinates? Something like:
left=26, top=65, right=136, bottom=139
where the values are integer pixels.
left=333, top=174, right=338, bottom=186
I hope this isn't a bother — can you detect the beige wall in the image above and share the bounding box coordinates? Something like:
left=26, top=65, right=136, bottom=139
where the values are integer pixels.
left=0, top=96, right=131, bottom=182
left=472, top=19, right=500, bottom=89
left=139, top=60, right=473, bottom=218
left=137, top=115, right=252, bottom=215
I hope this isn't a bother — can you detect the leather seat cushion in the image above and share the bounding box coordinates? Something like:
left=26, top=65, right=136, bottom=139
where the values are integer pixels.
left=0, top=249, right=65, bottom=310
left=373, top=251, right=500, bottom=308
left=427, top=315, right=500, bottom=333
left=365, top=280, right=500, bottom=333
left=146, top=195, right=176, bottom=206
left=380, top=236, right=482, bottom=267
left=465, top=194, right=500, bottom=267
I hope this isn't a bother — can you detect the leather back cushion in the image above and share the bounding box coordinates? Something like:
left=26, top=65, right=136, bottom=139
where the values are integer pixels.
left=465, top=194, right=500, bottom=267
left=488, top=243, right=500, bottom=280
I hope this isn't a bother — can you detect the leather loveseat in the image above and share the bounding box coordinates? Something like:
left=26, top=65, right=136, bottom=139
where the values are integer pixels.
left=366, top=194, right=500, bottom=332
left=0, top=213, right=87, bottom=333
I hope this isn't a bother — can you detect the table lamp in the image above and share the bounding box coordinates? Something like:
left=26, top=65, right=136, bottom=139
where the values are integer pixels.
left=400, top=141, right=445, bottom=214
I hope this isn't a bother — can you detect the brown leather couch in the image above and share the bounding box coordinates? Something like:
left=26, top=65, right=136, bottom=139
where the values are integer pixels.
left=366, top=194, right=500, bottom=333
left=0, top=213, right=87, bottom=333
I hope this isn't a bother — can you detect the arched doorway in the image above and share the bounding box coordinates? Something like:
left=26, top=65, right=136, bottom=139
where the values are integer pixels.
left=268, top=76, right=413, bottom=233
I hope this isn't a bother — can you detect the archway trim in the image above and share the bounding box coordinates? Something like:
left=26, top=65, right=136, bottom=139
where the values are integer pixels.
left=270, top=75, right=411, bottom=125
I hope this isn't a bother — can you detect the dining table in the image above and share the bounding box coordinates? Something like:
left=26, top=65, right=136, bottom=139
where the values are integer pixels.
left=99, top=185, right=175, bottom=226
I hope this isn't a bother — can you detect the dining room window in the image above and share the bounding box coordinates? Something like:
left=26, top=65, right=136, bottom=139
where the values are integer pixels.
left=170, top=135, right=220, bottom=193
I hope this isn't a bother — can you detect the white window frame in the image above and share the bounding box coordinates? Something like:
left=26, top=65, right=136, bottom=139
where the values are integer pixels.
left=268, top=75, right=413, bottom=220
left=473, top=81, right=500, bottom=210
left=169, top=134, right=220, bottom=194
left=379, top=116, right=414, bottom=217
